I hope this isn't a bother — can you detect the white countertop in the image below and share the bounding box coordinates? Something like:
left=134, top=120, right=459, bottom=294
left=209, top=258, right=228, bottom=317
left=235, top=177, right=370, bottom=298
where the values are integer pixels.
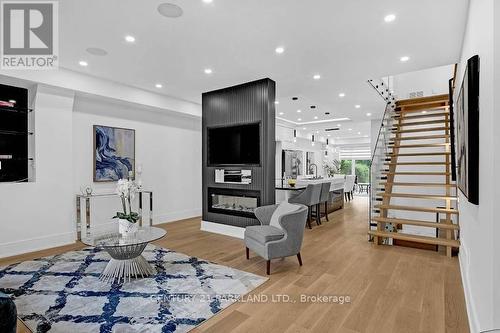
left=296, top=177, right=345, bottom=190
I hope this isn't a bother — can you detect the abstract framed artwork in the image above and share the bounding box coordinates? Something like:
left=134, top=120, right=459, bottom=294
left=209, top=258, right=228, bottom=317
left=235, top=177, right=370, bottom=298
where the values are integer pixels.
left=93, top=125, right=135, bottom=182
left=456, top=55, right=479, bottom=204
left=282, top=150, right=303, bottom=178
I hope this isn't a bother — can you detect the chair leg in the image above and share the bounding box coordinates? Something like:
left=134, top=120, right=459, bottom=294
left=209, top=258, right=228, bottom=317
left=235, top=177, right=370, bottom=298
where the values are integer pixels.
left=307, top=207, right=312, bottom=229
left=316, top=204, right=321, bottom=225
left=246, top=247, right=249, bottom=260
left=325, top=202, right=329, bottom=221
left=266, top=260, right=271, bottom=275
left=297, top=252, right=303, bottom=266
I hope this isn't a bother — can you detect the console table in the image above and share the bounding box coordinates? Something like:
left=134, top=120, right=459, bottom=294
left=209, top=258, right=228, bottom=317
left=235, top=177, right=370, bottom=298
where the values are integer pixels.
left=75, top=190, right=153, bottom=240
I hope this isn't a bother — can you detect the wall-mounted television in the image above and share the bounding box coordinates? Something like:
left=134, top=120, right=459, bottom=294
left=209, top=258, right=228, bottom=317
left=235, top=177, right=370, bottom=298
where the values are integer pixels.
left=208, top=123, right=260, bottom=165
left=455, top=55, right=479, bottom=205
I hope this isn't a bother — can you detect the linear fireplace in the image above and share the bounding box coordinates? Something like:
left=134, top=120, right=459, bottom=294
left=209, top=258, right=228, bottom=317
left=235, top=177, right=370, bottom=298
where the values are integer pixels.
left=208, top=188, right=260, bottom=218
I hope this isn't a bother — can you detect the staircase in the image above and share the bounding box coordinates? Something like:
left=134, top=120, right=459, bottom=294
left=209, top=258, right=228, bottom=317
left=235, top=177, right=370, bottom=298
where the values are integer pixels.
left=368, top=94, right=460, bottom=257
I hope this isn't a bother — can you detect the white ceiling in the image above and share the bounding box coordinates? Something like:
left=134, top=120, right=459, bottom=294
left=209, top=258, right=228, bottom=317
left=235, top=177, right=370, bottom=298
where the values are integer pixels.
left=59, top=0, right=468, bottom=130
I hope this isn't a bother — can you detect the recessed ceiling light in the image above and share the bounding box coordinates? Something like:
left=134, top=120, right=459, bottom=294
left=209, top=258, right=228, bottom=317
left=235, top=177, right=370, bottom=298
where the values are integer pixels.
left=125, top=35, right=136, bottom=43
left=400, top=56, right=410, bottom=62
left=384, top=14, right=396, bottom=22
left=297, top=118, right=302, bottom=121
left=366, top=112, right=372, bottom=116
left=204, top=68, right=213, bottom=74
left=348, top=128, right=352, bottom=131
left=297, top=109, right=301, bottom=113
left=275, top=46, right=285, bottom=54
left=202, top=0, right=213, bottom=3
left=302, top=127, right=307, bottom=130
left=337, top=124, right=341, bottom=127
left=274, top=101, right=279, bottom=104
left=355, top=105, right=361, bottom=109
left=86, top=47, right=108, bottom=56
left=79, top=60, right=88, bottom=67
left=314, top=116, right=318, bottom=119
left=279, top=112, right=284, bottom=115
left=313, top=74, right=321, bottom=80
left=338, top=93, right=345, bottom=98
left=327, top=134, right=331, bottom=137
left=155, top=83, right=163, bottom=88
left=358, top=132, right=361, bottom=135
left=316, top=131, right=319, bottom=134
left=157, top=3, right=183, bottom=18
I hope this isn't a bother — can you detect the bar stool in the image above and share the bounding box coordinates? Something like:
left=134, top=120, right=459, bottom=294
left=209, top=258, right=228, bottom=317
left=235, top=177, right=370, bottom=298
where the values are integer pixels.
left=288, top=183, right=322, bottom=229
left=318, top=182, right=331, bottom=222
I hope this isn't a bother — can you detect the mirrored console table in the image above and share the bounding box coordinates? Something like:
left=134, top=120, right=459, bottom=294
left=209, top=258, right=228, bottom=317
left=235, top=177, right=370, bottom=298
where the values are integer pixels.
left=75, top=190, right=153, bottom=240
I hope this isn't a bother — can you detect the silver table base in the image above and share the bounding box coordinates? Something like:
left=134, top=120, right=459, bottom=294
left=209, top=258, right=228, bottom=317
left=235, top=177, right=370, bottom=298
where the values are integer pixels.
left=100, top=242, right=156, bottom=283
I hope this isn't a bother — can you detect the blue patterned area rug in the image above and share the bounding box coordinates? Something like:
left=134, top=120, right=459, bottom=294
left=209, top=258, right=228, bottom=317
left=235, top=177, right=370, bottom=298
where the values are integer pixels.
left=0, top=245, right=267, bottom=332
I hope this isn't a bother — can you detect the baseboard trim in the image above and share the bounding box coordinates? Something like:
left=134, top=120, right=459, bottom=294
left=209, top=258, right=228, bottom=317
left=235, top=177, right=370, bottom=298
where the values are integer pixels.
left=0, top=231, right=76, bottom=259
left=154, top=209, right=202, bottom=225
left=459, top=247, right=479, bottom=333
left=200, top=220, right=245, bottom=239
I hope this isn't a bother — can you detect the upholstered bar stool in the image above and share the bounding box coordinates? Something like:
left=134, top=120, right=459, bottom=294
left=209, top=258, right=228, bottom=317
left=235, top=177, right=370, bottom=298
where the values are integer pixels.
left=318, top=182, right=331, bottom=222
left=288, top=183, right=322, bottom=229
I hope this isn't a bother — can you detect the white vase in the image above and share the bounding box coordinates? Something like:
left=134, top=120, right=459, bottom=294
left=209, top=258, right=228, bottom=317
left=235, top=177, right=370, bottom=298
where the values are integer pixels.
left=118, top=219, right=138, bottom=236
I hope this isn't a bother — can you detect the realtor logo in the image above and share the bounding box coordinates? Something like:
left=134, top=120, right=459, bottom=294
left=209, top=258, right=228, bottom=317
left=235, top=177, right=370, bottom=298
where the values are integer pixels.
left=1, top=1, right=58, bottom=69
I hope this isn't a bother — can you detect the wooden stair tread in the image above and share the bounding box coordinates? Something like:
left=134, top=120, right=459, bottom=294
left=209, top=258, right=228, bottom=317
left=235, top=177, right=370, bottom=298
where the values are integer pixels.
left=389, top=143, right=449, bottom=148
left=376, top=192, right=457, bottom=200
left=380, top=182, right=456, bottom=187
left=368, top=230, right=460, bottom=247
left=392, top=127, right=447, bottom=133
left=372, top=217, right=459, bottom=230
left=394, top=120, right=448, bottom=127
left=374, top=204, right=458, bottom=214
left=381, top=171, right=451, bottom=176
left=396, top=94, right=449, bottom=106
left=390, top=134, right=449, bottom=141
left=386, top=152, right=451, bottom=156
left=384, top=162, right=449, bottom=165
left=393, top=112, right=449, bottom=120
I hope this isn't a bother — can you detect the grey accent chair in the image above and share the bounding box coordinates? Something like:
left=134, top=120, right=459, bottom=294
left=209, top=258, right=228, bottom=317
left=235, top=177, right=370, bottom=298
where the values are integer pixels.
left=288, top=183, right=322, bottom=228
left=245, top=204, right=308, bottom=275
left=319, top=182, right=331, bottom=222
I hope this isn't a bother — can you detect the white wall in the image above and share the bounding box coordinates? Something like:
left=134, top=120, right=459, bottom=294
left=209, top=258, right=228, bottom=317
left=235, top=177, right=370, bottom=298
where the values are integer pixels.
left=72, top=94, right=202, bottom=227
left=0, top=85, right=202, bottom=258
left=454, top=0, right=498, bottom=331
left=0, top=86, right=76, bottom=257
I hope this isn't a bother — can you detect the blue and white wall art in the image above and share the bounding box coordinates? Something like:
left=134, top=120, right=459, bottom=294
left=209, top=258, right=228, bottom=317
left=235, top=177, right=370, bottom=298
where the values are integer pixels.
left=93, top=125, right=135, bottom=182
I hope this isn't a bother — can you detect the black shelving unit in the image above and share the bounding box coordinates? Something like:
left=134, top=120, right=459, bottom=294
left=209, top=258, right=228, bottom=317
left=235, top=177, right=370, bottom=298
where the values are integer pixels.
left=0, top=84, right=30, bottom=182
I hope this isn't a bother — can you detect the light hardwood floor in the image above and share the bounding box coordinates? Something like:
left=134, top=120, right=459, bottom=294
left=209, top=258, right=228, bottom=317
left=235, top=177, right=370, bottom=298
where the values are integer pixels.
left=2, top=197, right=469, bottom=333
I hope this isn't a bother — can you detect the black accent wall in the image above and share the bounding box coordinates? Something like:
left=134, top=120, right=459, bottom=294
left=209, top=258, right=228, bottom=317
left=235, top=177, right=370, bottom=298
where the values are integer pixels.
left=202, top=78, right=276, bottom=228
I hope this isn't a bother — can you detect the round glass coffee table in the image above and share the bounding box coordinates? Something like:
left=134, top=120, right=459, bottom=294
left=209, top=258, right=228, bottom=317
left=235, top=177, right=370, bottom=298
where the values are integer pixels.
left=81, top=226, right=166, bottom=283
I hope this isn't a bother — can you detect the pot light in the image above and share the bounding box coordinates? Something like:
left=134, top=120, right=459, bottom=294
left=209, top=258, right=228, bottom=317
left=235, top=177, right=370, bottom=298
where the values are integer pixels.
left=279, top=112, right=284, bottom=115
left=338, top=93, right=345, bottom=98
left=313, top=74, right=321, bottom=80
left=366, top=112, right=372, bottom=116
left=79, top=60, right=88, bottom=67
left=297, top=109, right=302, bottom=113
left=155, top=83, right=163, bottom=88
left=125, top=35, right=136, bottom=43
left=357, top=132, right=361, bottom=135
left=202, top=0, right=213, bottom=3
left=274, top=101, right=279, bottom=104
left=204, top=68, right=213, bottom=74
left=157, top=3, right=183, bottom=18
left=297, top=118, right=302, bottom=121
left=384, top=14, right=396, bottom=22
left=400, top=56, right=410, bottom=62
left=348, top=128, right=352, bottom=131
left=275, top=46, right=285, bottom=54
left=314, top=116, right=318, bottom=120
left=327, top=134, right=331, bottom=137
left=337, top=124, right=341, bottom=127
left=355, top=104, right=361, bottom=109
left=302, top=127, right=307, bottom=130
